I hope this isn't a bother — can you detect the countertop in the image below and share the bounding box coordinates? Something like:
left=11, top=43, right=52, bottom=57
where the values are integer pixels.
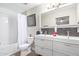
left=35, top=34, right=79, bottom=45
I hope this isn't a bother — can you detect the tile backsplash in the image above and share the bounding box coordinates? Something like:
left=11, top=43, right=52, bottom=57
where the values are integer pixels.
left=57, top=28, right=79, bottom=37
left=41, top=27, right=79, bottom=37
left=41, top=28, right=55, bottom=34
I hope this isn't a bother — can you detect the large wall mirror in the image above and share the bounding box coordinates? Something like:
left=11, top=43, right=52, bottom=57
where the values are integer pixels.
left=56, top=16, right=69, bottom=25
left=27, top=14, right=36, bottom=27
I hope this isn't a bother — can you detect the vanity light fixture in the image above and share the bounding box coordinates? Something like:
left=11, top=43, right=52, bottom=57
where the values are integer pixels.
left=47, top=3, right=66, bottom=9
left=60, top=20, right=63, bottom=23
left=23, top=3, right=28, bottom=5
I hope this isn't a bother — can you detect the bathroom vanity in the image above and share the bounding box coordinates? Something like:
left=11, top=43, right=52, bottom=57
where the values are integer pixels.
left=35, top=34, right=79, bottom=56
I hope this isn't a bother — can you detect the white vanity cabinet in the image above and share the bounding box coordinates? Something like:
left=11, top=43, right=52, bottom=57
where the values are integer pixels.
left=53, top=40, right=79, bottom=56
left=53, top=38, right=79, bottom=56
left=35, top=35, right=79, bottom=56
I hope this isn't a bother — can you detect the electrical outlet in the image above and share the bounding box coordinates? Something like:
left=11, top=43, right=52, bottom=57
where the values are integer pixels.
left=77, top=28, right=79, bottom=32
left=0, top=42, right=1, bottom=45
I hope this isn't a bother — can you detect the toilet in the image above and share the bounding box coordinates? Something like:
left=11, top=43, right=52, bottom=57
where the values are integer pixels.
left=19, top=37, right=34, bottom=56
left=19, top=37, right=34, bottom=51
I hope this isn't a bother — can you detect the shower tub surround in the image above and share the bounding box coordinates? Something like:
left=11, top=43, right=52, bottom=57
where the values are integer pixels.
left=0, top=43, right=20, bottom=56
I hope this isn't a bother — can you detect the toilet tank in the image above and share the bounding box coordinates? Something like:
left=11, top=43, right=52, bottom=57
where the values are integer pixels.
left=27, top=37, right=34, bottom=44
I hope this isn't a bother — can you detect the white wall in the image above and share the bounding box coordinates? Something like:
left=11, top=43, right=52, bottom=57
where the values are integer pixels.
left=0, top=15, right=9, bottom=45
left=54, top=4, right=77, bottom=25
left=41, top=11, right=55, bottom=27
left=76, top=3, right=79, bottom=23
left=8, top=16, right=18, bottom=44
left=25, top=4, right=50, bottom=37
left=41, top=4, right=77, bottom=27
left=26, top=8, right=40, bottom=37
left=26, top=4, right=77, bottom=36
left=0, top=7, right=18, bottom=45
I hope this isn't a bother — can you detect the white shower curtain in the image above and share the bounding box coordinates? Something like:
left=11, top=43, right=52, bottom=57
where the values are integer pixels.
left=18, top=13, right=27, bottom=50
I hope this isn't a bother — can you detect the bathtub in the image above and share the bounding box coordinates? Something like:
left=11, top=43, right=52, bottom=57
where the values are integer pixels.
left=0, top=37, right=34, bottom=56
left=0, top=43, right=20, bottom=56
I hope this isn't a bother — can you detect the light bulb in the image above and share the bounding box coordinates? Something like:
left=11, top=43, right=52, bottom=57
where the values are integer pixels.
left=60, top=20, right=63, bottom=23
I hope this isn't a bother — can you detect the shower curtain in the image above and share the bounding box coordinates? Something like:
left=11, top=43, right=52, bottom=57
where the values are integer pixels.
left=18, top=13, right=27, bottom=50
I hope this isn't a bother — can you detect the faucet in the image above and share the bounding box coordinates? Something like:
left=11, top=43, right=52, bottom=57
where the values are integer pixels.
left=67, top=31, right=69, bottom=39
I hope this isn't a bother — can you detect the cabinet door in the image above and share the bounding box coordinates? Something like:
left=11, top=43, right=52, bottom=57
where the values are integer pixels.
left=53, top=50, right=67, bottom=56
left=53, top=40, right=79, bottom=56
left=43, top=39, right=53, bottom=49
left=41, top=48, right=52, bottom=56
left=41, top=14, right=50, bottom=27
left=35, top=45, right=53, bottom=56
left=35, top=45, right=43, bottom=55
left=63, top=43, right=79, bottom=56
left=35, top=39, right=45, bottom=47
left=53, top=41, right=69, bottom=56
left=53, top=40, right=67, bottom=51
left=35, top=39, right=53, bottom=49
left=41, top=12, right=56, bottom=27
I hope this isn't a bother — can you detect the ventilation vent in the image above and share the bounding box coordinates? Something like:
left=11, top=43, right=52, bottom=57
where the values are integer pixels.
left=23, top=3, right=28, bottom=5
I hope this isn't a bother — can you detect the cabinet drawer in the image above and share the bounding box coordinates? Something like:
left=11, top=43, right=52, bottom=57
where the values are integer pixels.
left=63, top=43, right=79, bottom=55
left=35, top=46, right=53, bottom=56
left=53, top=41, right=67, bottom=51
left=53, top=50, right=67, bottom=56
left=41, top=48, right=52, bottom=56
left=35, top=39, right=53, bottom=49
left=53, top=40, right=79, bottom=55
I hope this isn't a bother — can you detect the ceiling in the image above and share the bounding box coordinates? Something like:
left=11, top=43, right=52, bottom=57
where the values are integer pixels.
left=0, top=3, right=40, bottom=13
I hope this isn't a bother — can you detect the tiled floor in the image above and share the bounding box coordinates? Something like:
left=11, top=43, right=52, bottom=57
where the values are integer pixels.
left=27, top=50, right=41, bottom=56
